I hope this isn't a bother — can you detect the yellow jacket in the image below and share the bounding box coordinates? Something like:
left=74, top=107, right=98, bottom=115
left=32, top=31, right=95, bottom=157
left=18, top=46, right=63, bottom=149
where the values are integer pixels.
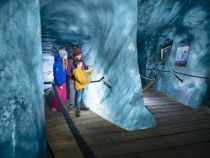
left=73, top=67, right=93, bottom=90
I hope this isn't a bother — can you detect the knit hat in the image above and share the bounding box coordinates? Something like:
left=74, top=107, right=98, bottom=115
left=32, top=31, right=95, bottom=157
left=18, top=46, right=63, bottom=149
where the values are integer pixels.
left=73, top=48, right=82, bottom=57
left=58, top=49, right=68, bottom=58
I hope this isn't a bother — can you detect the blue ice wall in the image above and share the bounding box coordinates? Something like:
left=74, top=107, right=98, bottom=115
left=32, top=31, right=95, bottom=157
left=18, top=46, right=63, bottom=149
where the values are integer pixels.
left=0, top=0, right=45, bottom=158
left=41, top=0, right=156, bottom=130
left=137, top=0, right=210, bottom=108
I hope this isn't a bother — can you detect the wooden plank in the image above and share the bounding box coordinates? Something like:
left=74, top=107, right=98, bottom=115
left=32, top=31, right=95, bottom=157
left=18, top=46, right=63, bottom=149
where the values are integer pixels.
left=149, top=107, right=191, bottom=113
left=47, top=115, right=106, bottom=128
left=157, top=112, right=210, bottom=126
left=46, top=128, right=80, bottom=150
left=46, top=89, right=210, bottom=158
left=143, top=94, right=166, bottom=98
left=154, top=110, right=205, bottom=119
left=145, top=101, right=183, bottom=106
left=144, top=97, right=175, bottom=102
left=53, top=148, right=84, bottom=158
left=92, top=128, right=210, bottom=157
left=113, top=142, right=210, bottom=158
left=144, top=91, right=166, bottom=95
left=145, top=103, right=181, bottom=107
left=144, top=97, right=176, bottom=101
left=78, top=124, right=124, bottom=136
left=47, top=113, right=108, bottom=128
left=146, top=104, right=189, bottom=110
left=76, top=121, right=118, bottom=131
left=82, top=118, right=210, bottom=147
left=45, top=108, right=84, bottom=157
left=47, top=116, right=104, bottom=125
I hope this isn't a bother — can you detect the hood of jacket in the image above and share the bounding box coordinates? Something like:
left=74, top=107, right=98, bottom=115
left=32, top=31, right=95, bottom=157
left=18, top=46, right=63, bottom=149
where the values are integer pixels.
left=54, top=55, right=62, bottom=62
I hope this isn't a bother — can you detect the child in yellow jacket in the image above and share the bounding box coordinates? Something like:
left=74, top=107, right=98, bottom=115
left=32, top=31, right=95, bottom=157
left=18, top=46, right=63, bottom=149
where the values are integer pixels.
left=73, top=60, right=93, bottom=117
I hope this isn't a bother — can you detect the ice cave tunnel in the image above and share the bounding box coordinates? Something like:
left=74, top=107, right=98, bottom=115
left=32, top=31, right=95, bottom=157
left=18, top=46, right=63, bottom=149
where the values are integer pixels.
left=0, top=0, right=210, bottom=158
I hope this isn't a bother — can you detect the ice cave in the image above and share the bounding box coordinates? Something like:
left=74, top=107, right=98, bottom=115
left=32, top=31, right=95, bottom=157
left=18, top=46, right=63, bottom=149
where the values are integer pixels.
left=0, top=0, right=210, bottom=158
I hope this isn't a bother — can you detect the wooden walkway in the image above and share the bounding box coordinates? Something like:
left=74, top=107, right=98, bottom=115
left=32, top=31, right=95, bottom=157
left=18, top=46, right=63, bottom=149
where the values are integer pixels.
left=46, top=89, right=210, bottom=158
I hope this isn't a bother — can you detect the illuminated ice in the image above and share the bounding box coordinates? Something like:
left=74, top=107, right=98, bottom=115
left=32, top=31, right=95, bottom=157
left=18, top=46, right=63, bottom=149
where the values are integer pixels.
left=41, top=0, right=156, bottom=130
left=137, top=0, right=210, bottom=108
left=0, top=0, right=45, bottom=157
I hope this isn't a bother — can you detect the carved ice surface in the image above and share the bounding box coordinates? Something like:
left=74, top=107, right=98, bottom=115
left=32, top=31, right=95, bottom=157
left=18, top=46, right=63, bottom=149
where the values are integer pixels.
left=41, top=0, right=156, bottom=130
left=1, top=0, right=209, bottom=158
left=0, top=0, right=45, bottom=158
left=137, top=0, right=210, bottom=108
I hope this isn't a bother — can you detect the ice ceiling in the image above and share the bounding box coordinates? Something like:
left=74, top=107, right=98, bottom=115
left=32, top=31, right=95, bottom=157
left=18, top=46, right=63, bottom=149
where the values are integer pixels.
left=40, top=0, right=156, bottom=130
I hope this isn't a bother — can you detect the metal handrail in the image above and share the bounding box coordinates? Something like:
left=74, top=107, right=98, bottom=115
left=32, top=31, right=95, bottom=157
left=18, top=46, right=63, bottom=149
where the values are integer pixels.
left=141, top=68, right=210, bottom=81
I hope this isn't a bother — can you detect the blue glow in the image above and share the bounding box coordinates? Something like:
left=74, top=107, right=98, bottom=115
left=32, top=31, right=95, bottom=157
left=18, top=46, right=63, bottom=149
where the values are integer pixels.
left=41, top=0, right=156, bottom=130
left=137, top=0, right=210, bottom=108
left=0, top=0, right=45, bottom=157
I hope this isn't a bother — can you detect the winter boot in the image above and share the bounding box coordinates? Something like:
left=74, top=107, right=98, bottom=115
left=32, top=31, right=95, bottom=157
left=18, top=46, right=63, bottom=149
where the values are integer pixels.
left=80, top=105, right=89, bottom=111
left=76, top=108, right=80, bottom=117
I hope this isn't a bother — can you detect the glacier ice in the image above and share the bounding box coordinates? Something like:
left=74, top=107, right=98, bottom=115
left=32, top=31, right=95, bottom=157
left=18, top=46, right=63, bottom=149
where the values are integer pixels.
left=0, top=0, right=45, bottom=158
left=137, top=0, right=210, bottom=108
left=0, top=0, right=209, bottom=158
left=41, top=0, right=156, bottom=130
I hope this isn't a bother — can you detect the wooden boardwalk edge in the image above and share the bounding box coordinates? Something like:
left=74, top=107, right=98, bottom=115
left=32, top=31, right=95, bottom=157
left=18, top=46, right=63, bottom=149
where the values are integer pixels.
left=46, top=89, right=210, bottom=158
